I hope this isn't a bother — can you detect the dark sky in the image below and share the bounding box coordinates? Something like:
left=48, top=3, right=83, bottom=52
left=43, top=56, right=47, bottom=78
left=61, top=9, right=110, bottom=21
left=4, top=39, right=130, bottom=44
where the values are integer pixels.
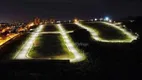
left=0, top=0, right=142, bottom=23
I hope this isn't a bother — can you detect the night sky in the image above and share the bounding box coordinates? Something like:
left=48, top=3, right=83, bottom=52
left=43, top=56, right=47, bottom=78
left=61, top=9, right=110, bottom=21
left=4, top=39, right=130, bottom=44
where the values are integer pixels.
left=0, top=0, right=142, bottom=23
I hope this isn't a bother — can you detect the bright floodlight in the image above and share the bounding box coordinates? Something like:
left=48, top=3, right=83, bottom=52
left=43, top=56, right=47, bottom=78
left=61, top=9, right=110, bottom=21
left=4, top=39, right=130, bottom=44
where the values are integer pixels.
left=74, top=18, right=78, bottom=23
left=104, top=17, right=109, bottom=21
left=95, top=18, right=97, bottom=21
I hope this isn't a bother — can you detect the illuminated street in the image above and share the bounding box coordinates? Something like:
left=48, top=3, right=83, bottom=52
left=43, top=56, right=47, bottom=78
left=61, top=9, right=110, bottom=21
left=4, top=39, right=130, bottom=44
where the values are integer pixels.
left=75, top=22, right=138, bottom=43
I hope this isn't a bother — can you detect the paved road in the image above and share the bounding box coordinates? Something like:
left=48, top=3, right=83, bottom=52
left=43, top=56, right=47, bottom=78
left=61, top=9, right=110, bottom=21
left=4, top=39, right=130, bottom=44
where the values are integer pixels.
left=75, top=22, right=137, bottom=43
left=13, top=24, right=85, bottom=63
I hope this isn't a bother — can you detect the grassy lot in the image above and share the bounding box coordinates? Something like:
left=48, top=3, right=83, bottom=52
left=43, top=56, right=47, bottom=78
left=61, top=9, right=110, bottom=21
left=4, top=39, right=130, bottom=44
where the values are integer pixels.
left=62, top=23, right=82, bottom=31
left=82, top=22, right=128, bottom=40
left=28, top=34, right=74, bottom=59
left=42, top=24, right=58, bottom=32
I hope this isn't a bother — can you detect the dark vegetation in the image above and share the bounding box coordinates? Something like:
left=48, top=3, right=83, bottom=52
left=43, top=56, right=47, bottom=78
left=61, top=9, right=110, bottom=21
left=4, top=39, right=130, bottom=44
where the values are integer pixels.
left=62, top=24, right=81, bottom=31
left=42, top=24, right=58, bottom=32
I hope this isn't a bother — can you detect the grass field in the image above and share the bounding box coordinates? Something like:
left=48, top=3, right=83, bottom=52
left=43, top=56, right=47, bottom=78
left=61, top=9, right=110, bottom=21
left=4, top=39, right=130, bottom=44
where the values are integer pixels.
left=28, top=34, right=74, bottom=60
left=42, top=24, right=58, bottom=32
left=82, top=22, right=129, bottom=40
left=62, top=23, right=82, bottom=31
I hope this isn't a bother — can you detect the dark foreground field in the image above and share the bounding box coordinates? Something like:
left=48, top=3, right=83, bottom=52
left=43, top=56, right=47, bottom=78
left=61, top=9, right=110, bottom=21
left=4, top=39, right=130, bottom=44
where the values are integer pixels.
left=42, top=24, right=58, bottom=32
left=62, top=23, right=82, bottom=31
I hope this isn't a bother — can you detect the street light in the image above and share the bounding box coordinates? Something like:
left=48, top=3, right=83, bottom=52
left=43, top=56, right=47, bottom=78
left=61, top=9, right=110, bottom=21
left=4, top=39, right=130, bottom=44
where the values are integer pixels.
left=95, top=18, right=97, bottom=21
left=109, top=20, right=112, bottom=23
left=99, top=18, right=103, bottom=21
left=74, top=18, right=78, bottom=23
left=104, top=17, right=110, bottom=21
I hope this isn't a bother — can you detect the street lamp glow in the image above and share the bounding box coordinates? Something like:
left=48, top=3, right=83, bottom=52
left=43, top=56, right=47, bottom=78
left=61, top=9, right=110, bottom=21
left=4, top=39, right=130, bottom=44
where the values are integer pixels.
left=95, top=18, right=97, bottom=21
left=104, top=17, right=109, bottom=21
